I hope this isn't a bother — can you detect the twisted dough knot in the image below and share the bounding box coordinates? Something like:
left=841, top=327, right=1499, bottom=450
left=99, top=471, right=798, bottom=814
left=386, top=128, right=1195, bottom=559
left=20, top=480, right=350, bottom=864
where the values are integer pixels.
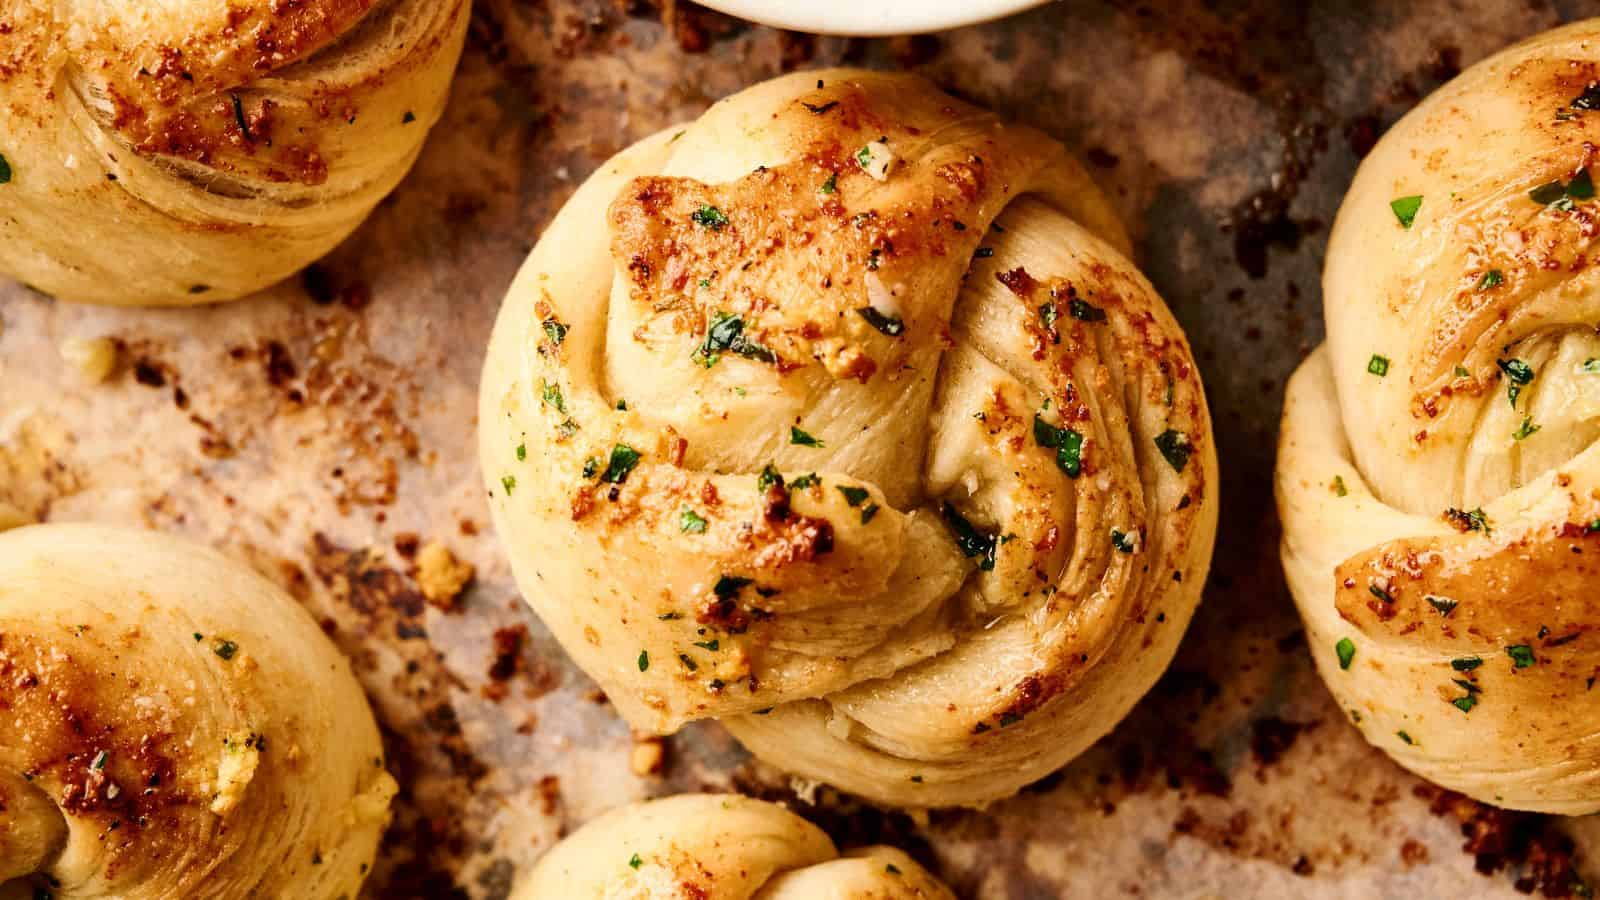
left=0, top=0, right=469, bottom=305
left=515, top=794, right=955, bottom=899
left=0, top=524, right=395, bottom=898
left=481, top=69, right=1217, bottom=807
left=1279, top=21, right=1600, bottom=813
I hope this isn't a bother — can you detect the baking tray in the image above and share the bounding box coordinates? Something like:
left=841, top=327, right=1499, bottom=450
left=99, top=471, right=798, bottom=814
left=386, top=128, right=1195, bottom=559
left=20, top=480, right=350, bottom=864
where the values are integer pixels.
left=4, top=0, right=1598, bottom=896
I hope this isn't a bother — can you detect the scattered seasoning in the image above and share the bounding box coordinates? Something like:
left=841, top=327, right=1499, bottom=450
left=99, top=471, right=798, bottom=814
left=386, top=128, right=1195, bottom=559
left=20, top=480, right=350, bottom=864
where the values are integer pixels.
left=910, top=775, right=924, bottom=783
left=582, top=458, right=600, bottom=479
left=1507, top=645, right=1536, bottom=668
left=628, top=853, right=643, bottom=869
left=1336, top=638, right=1356, bottom=670
left=790, top=473, right=819, bottom=490
left=677, top=653, right=698, bottom=671
left=856, top=139, right=893, bottom=180
left=1452, top=693, right=1478, bottom=713
left=1038, top=301, right=1060, bottom=341
left=1570, top=84, right=1600, bottom=111
left=1390, top=195, right=1423, bottom=228
left=1397, top=730, right=1415, bottom=745
left=213, top=639, right=238, bottom=661
left=1498, top=357, right=1534, bottom=407
left=1033, top=415, right=1084, bottom=477
left=861, top=503, right=880, bottom=524
left=1069, top=297, right=1106, bottom=322
left=1369, top=584, right=1395, bottom=604
left=1512, top=417, right=1540, bottom=441
left=1477, top=269, right=1504, bottom=291
left=601, top=444, right=642, bottom=484
left=541, top=318, right=568, bottom=346
left=1332, top=475, right=1349, bottom=497
left=92, top=750, right=109, bottom=770
left=941, top=503, right=999, bottom=571
left=1455, top=365, right=1471, bottom=378
left=231, top=93, right=253, bottom=141
left=790, top=426, right=824, bottom=448
left=757, top=464, right=782, bottom=492
left=714, top=575, right=753, bottom=600
left=802, top=100, right=839, bottom=114
left=1530, top=169, right=1592, bottom=209
left=515, top=443, right=526, bottom=461
left=837, top=485, right=870, bottom=507
left=693, top=639, right=720, bottom=652
left=1367, top=354, right=1390, bottom=377
left=1530, top=181, right=1567, bottom=205
left=1582, top=358, right=1600, bottom=373
left=637, top=651, right=649, bottom=672
left=691, top=205, right=729, bottom=231
left=973, top=247, right=994, bottom=259
left=1451, top=656, right=1483, bottom=671
left=694, top=313, right=777, bottom=367
left=819, top=172, right=838, bottom=194
left=886, top=864, right=903, bottom=875
left=402, top=111, right=417, bottom=124
left=1425, top=595, right=1458, bottom=617
left=1110, top=529, right=1137, bottom=553
left=680, top=508, right=708, bottom=534
left=856, top=306, right=905, bottom=336
left=658, top=612, right=682, bottom=621
left=541, top=380, right=566, bottom=413
left=0, top=152, right=11, bottom=185
left=1154, top=429, right=1192, bottom=472
left=501, top=474, right=517, bottom=495
left=1444, top=506, right=1491, bottom=534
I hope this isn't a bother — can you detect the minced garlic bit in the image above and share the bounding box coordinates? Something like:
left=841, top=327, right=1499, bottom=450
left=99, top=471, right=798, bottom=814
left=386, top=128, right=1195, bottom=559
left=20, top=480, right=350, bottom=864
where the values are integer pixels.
left=59, top=336, right=119, bottom=383
left=415, top=540, right=475, bottom=609
left=210, top=731, right=263, bottom=816
left=630, top=734, right=665, bottom=777
left=856, top=138, right=894, bottom=181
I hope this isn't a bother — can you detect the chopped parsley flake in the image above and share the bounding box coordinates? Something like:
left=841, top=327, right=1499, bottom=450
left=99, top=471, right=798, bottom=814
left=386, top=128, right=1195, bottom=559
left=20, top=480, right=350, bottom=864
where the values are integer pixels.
left=1397, top=730, right=1415, bottom=745
left=861, top=503, right=880, bottom=524
left=0, top=153, right=11, bottom=185
left=542, top=319, right=568, bottom=345
left=1453, top=694, right=1478, bottom=713
left=1426, top=595, right=1458, bottom=617
left=1445, top=506, right=1490, bottom=534
left=515, top=443, right=526, bottom=461
left=758, top=464, right=783, bottom=491
left=1390, top=195, right=1423, bottom=228
left=214, top=639, right=238, bottom=661
left=629, top=852, right=643, bottom=869
left=541, top=380, right=566, bottom=413
left=582, top=458, right=600, bottom=479
left=691, top=205, right=729, bottom=231
left=1038, top=301, right=1060, bottom=341
left=857, top=306, right=905, bottom=336
left=678, top=653, right=698, bottom=671
left=1477, top=269, right=1504, bottom=291
left=790, top=473, right=819, bottom=490
left=638, top=651, right=649, bottom=672
left=1111, top=529, right=1137, bottom=553
left=1332, top=475, right=1348, bottom=497
left=790, top=426, right=824, bottom=447
left=1507, top=644, right=1536, bottom=668
left=1583, top=358, right=1600, bottom=374
left=886, top=863, right=903, bottom=875
left=680, top=507, right=708, bottom=534
left=837, top=485, right=870, bottom=506
left=1335, top=637, right=1356, bottom=670
left=92, top=750, right=109, bottom=770
left=601, top=444, right=641, bottom=484
left=1513, top=417, right=1541, bottom=441
left=819, top=172, right=838, bottom=194
left=1069, top=298, right=1106, bottom=322
left=1451, top=656, right=1483, bottom=671
left=501, top=473, right=517, bottom=495
left=1498, top=357, right=1535, bottom=407
left=694, top=312, right=777, bottom=368
left=1033, top=415, right=1084, bottom=477
left=942, top=503, right=999, bottom=571
left=1368, top=584, right=1395, bottom=604
left=1367, top=354, right=1390, bottom=377
left=694, top=639, right=720, bottom=652
left=1154, top=429, right=1192, bottom=472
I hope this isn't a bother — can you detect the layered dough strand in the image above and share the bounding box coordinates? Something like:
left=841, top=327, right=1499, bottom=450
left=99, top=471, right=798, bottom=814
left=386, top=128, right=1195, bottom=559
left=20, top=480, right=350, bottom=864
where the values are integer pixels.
left=1278, top=20, right=1600, bottom=813
left=514, top=794, right=955, bottom=900
left=0, top=524, right=395, bottom=898
left=480, top=69, right=1218, bottom=808
left=0, top=0, right=470, bottom=305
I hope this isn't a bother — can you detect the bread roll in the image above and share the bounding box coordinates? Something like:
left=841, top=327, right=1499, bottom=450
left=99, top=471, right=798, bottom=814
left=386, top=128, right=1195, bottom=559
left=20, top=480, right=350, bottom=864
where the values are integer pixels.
left=480, top=69, right=1218, bottom=807
left=0, top=0, right=469, bottom=306
left=1278, top=20, right=1600, bottom=813
left=0, top=524, right=395, bottom=897
left=515, top=793, right=954, bottom=899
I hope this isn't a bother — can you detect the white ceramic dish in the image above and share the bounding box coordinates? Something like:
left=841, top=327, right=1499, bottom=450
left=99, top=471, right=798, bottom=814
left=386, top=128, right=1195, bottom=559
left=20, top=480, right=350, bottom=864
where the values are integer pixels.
left=696, top=0, right=1049, bottom=36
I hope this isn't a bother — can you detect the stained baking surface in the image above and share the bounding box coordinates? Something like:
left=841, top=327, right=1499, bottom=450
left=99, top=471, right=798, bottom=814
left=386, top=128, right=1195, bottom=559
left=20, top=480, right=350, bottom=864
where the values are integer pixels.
left=2, top=1, right=1596, bottom=897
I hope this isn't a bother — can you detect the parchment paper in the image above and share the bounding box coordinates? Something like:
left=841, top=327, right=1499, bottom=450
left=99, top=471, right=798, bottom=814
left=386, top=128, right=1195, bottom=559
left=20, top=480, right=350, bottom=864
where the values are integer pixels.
left=5, top=1, right=1599, bottom=896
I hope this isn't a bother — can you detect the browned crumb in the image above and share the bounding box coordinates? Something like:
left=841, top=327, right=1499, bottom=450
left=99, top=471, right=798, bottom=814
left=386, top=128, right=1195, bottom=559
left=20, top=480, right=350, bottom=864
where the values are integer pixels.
left=414, top=541, right=474, bottom=610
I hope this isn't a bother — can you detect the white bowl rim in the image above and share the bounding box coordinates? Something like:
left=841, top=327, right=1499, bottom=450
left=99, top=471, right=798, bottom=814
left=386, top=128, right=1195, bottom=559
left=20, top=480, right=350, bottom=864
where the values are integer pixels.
left=693, top=0, right=1048, bottom=36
